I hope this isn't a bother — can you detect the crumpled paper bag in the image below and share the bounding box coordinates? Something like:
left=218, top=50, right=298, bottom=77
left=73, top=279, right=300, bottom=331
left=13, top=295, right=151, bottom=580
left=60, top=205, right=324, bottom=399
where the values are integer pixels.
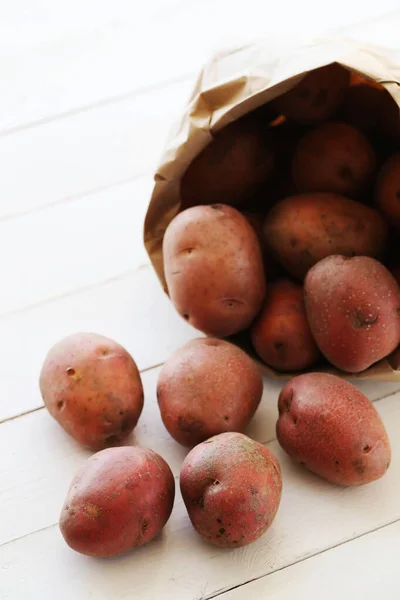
left=144, top=35, right=400, bottom=381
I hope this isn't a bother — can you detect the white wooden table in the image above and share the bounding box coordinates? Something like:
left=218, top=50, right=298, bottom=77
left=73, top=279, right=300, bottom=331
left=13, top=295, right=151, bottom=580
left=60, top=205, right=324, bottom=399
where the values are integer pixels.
left=1, top=3, right=400, bottom=598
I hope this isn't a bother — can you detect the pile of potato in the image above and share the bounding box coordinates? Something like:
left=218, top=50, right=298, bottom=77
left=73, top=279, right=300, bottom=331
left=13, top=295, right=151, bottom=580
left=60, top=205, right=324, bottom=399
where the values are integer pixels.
left=38, top=63, right=399, bottom=560
left=167, top=64, right=400, bottom=375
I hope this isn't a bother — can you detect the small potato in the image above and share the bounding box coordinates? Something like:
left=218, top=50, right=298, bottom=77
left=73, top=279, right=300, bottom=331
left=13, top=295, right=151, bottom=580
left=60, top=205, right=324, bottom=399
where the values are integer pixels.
left=39, top=333, right=144, bottom=450
left=157, top=338, right=263, bottom=447
left=304, top=255, right=400, bottom=373
left=180, top=115, right=274, bottom=209
left=262, top=193, right=387, bottom=280
left=251, top=279, right=319, bottom=371
left=276, top=373, right=391, bottom=486
left=292, top=122, right=376, bottom=197
left=60, top=447, right=175, bottom=557
left=274, top=63, right=350, bottom=125
left=180, top=432, right=282, bottom=547
left=163, top=204, right=266, bottom=337
left=375, top=153, right=400, bottom=230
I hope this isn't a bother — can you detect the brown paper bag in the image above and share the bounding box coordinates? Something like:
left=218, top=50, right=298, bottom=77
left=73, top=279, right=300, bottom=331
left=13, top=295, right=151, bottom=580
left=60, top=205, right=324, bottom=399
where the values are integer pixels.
left=144, top=35, right=400, bottom=381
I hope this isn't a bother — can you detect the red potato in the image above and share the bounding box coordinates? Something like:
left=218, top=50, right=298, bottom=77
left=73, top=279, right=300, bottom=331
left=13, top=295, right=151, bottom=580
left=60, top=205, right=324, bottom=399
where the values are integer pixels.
left=262, top=193, right=387, bottom=280
left=304, top=255, right=400, bottom=373
left=39, top=333, right=144, bottom=450
left=251, top=279, right=320, bottom=371
left=292, top=122, right=376, bottom=197
left=390, top=266, right=400, bottom=287
left=337, top=83, right=389, bottom=135
left=276, top=373, right=391, bottom=486
left=180, top=115, right=274, bottom=209
left=180, top=432, right=282, bottom=548
left=157, top=338, right=263, bottom=447
left=59, top=446, right=175, bottom=557
left=274, top=63, right=350, bottom=125
left=375, top=153, right=400, bottom=230
left=163, top=204, right=266, bottom=337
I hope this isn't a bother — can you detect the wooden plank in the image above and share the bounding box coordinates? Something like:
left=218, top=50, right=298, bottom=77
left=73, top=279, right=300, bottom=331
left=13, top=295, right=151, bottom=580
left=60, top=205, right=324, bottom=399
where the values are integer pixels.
left=0, top=176, right=153, bottom=315
left=0, top=79, right=191, bottom=220
left=0, top=266, right=199, bottom=422
left=221, top=520, right=400, bottom=600
left=1, top=2, right=398, bottom=132
left=1, top=392, right=399, bottom=600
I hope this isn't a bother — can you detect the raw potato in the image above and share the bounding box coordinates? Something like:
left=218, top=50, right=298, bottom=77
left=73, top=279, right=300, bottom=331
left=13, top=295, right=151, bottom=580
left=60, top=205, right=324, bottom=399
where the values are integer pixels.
left=391, top=266, right=400, bottom=286
left=180, top=432, right=282, bottom=547
left=304, top=255, right=400, bottom=373
left=251, top=279, right=319, bottom=371
left=276, top=373, right=391, bottom=486
left=163, top=204, right=266, bottom=337
left=274, top=63, right=350, bottom=124
left=292, top=122, right=376, bottom=197
left=59, top=447, right=175, bottom=557
left=180, top=115, right=274, bottom=209
left=157, top=338, right=263, bottom=446
left=375, top=153, right=400, bottom=230
left=39, top=332, right=144, bottom=450
left=337, top=82, right=396, bottom=136
left=262, top=193, right=387, bottom=280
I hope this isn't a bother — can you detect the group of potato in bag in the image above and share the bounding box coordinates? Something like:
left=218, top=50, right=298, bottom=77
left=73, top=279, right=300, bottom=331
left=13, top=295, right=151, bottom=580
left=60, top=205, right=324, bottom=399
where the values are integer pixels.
left=39, top=63, right=400, bottom=559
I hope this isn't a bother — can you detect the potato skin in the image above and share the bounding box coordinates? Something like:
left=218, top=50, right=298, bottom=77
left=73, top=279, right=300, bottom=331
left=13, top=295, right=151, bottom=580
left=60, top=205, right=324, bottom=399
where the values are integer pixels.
left=39, top=333, right=144, bottom=450
left=274, top=63, right=350, bottom=124
left=180, top=432, right=282, bottom=547
left=157, top=338, right=263, bottom=446
left=391, top=266, right=400, bottom=287
left=262, top=193, right=387, bottom=280
left=163, top=204, right=266, bottom=337
left=180, top=116, right=274, bottom=209
left=304, top=255, right=400, bottom=373
left=276, top=373, right=391, bottom=486
left=59, top=447, right=175, bottom=557
left=292, top=122, right=376, bottom=197
left=251, top=279, right=319, bottom=371
left=375, top=153, right=400, bottom=230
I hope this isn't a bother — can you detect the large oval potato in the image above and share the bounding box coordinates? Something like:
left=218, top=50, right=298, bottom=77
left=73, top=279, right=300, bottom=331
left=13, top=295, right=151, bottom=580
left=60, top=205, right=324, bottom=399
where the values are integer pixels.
left=262, top=193, right=387, bottom=280
left=180, top=116, right=274, bottom=209
left=60, top=447, right=175, bottom=557
left=180, top=432, right=282, bottom=547
left=292, top=122, right=376, bottom=197
left=274, top=63, right=350, bottom=124
left=157, top=338, right=263, bottom=446
left=276, top=373, right=391, bottom=486
left=375, top=153, right=400, bottom=230
left=304, top=255, right=400, bottom=373
left=163, top=204, right=266, bottom=336
left=39, top=333, right=144, bottom=450
left=251, top=279, right=319, bottom=371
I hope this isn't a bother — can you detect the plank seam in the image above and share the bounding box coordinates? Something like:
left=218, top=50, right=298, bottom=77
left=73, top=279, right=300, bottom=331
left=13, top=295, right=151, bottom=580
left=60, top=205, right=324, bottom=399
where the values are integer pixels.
left=203, top=516, right=400, bottom=600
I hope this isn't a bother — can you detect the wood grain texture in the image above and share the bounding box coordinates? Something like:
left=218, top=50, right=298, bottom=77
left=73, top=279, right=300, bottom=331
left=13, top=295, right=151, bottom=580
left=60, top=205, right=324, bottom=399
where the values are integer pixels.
left=1, top=392, right=399, bottom=600
left=0, top=177, right=153, bottom=315
left=222, top=520, right=400, bottom=600
left=0, top=80, right=191, bottom=220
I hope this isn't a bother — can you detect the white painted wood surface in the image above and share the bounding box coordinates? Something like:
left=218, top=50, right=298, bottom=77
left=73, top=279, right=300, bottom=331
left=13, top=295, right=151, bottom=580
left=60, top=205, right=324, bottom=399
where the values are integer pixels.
left=1, top=3, right=400, bottom=599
